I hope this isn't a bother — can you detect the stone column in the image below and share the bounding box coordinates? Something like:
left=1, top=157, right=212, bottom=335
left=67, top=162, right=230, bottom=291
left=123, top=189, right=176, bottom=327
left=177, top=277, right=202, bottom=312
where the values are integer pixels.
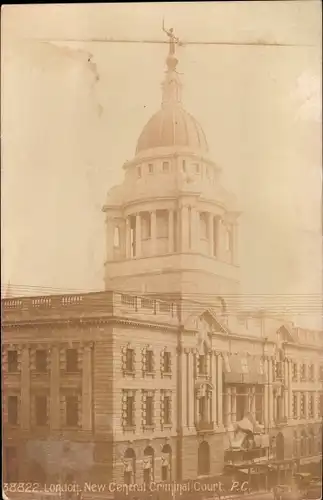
left=168, top=209, right=174, bottom=253
left=268, top=357, right=274, bottom=426
left=215, top=217, right=221, bottom=258
left=231, top=386, right=237, bottom=423
left=211, top=351, right=217, bottom=425
left=217, top=353, right=223, bottom=426
left=125, top=217, right=131, bottom=259
left=232, top=222, right=239, bottom=265
left=135, top=213, right=141, bottom=257
left=187, top=350, right=195, bottom=429
left=297, top=392, right=301, bottom=420
left=151, top=211, right=157, bottom=254
left=304, top=392, right=309, bottom=420
left=225, top=387, right=232, bottom=427
left=106, top=217, right=114, bottom=261
left=190, top=207, right=199, bottom=252
left=251, top=386, right=256, bottom=420
left=208, top=213, right=214, bottom=256
left=181, top=206, right=189, bottom=252
left=82, top=344, right=93, bottom=431
left=181, top=348, right=188, bottom=430
left=284, top=360, right=289, bottom=419
left=288, top=359, right=293, bottom=419
left=50, top=345, right=60, bottom=430
left=264, top=356, right=269, bottom=429
left=20, top=345, right=30, bottom=430
left=313, top=392, right=318, bottom=419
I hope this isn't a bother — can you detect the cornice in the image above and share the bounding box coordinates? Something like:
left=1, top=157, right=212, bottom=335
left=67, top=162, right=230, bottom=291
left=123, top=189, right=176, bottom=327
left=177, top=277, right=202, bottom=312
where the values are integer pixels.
left=2, top=315, right=178, bottom=333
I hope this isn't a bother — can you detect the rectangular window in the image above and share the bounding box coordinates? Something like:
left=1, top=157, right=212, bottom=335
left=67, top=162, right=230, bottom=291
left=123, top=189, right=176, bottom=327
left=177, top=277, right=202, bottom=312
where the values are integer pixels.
left=319, top=394, right=323, bottom=418
left=8, top=350, right=18, bottom=372
left=292, top=363, right=298, bottom=382
left=193, top=163, right=200, bottom=173
left=148, top=163, right=153, bottom=173
left=308, top=364, right=314, bottom=381
left=162, top=161, right=169, bottom=172
left=161, top=465, right=168, bottom=481
left=182, top=160, right=186, bottom=172
left=35, top=396, right=48, bottom=426
left=137, top=166, right=142, bottom=178
left=164, top=352, right=171, bottom=374
left=146, top=396, right=153, bottom=426
left=66, top=396, right=79, bottom=426
left=199, top=396, right=207, bottom=421
left=145, top=351, right=154, bottom=373
left=66, top=349, right=78, bottom=372
left=126, top=396, right=135, bottom=427
left=293, top=393, right=298, bottom=418
left=301, top=393, right=305, bottom=418
left=308, top=393, right=314, bottom=418
left=8, top=396, right=18, bottom=425
left=35, top=350, right=47, bottom=372
left=164, top=396, right=171, bottom=425
left=126, top=348, right=135, bottom=372
left=300, top=364, right=306, bottom=381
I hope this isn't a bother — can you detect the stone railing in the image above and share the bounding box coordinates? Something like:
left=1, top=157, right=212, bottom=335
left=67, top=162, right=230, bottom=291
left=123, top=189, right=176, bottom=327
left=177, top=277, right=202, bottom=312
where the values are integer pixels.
left=2, top=291, right=179, bottom=325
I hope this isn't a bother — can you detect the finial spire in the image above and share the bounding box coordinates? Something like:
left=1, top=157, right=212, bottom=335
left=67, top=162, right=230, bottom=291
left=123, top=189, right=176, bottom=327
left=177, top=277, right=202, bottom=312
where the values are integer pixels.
left=161, top=20, right=182, bottom=106
left=162, top=18, right=179, bottom=57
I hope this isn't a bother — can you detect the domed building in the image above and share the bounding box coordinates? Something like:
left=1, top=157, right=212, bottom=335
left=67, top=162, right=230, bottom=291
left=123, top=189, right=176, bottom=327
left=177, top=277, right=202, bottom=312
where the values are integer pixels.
left=103, top=43, right=240, bottom=313
left=2, top=31, right=323, bottom=494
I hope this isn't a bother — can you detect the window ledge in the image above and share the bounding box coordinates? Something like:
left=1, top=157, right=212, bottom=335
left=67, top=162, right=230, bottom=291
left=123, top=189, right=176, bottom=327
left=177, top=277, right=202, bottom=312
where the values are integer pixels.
left=143, top=424, right=155, bottom=431
left=162, top=372, right=172, bottom=378
left=123, top=425, right=136, bottom=432
left=123, top=370, right=136, bottom=377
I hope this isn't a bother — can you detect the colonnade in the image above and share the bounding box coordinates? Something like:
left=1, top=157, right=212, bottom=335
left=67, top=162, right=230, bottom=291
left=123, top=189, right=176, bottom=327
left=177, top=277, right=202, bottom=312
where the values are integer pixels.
left=106, top=207, right=239, bottom=262
left=180, top=348, right=223, bottom=431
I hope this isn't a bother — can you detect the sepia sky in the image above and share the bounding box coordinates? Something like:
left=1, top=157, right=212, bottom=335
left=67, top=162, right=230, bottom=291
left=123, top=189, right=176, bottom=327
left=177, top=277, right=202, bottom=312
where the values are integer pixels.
left=1, top=1, right=322, bottom=327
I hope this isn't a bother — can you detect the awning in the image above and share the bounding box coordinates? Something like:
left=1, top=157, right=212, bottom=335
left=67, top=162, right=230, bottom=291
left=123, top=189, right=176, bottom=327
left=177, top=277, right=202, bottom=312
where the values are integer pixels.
left=223, top=354, right=266, bottom=384
left=230, top=430, right=247, bottom=449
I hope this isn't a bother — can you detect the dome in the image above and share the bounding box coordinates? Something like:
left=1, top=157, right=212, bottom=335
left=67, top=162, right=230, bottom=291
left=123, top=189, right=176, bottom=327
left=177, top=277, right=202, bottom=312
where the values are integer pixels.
left=136, top=106, right=209, bottom=155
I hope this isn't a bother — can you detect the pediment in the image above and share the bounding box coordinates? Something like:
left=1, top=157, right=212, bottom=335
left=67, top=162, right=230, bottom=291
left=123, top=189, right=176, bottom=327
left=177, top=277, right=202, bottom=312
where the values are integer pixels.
left=277, top=324, right=296, bottom=343
left=184, top=308, right=230, bottom=336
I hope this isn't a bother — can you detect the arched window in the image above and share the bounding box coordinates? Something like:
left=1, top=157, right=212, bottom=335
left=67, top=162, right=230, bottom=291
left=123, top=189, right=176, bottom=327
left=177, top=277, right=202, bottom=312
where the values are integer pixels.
left=124, top=448, right=136, bottom=484
left=293, top=431, right=298, bottom=458
left=308, top=429, right=315, bottom=456
left=143, top=446, right=154, bottom=485
left=198, top=441, right=210, bottom=476
left=276, top=432, right=284, bottom=461
left=161, top=444, right=172, bottom=481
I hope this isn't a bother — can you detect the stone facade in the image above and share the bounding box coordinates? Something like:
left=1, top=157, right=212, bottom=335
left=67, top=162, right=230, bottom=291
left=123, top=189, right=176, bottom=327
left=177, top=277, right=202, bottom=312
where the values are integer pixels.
left=2, top=293, right=323, bottom=486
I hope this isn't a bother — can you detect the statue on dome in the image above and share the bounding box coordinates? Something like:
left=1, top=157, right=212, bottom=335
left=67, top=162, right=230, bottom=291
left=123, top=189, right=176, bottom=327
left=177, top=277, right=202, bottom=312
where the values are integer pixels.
left=162, top=19, right=179, bottom=56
